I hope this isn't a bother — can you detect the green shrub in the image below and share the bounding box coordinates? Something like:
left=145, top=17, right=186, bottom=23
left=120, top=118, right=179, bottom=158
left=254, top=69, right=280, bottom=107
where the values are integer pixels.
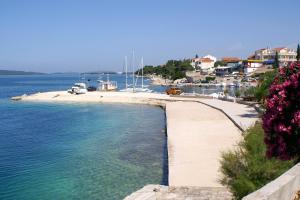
left=205, top=76, right=216, bottom=82
left=254, top=70, right=278, bottom=103
left=243, top=87, right=255, bottom=97
left=235, top=90, right=241, bottom=97
left=220, top=123, right=295, bottom=200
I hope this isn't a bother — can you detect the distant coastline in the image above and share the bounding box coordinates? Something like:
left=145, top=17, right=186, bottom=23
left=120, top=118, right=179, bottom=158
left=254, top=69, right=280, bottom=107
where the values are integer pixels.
left=0, top=70, right=45, bottom=75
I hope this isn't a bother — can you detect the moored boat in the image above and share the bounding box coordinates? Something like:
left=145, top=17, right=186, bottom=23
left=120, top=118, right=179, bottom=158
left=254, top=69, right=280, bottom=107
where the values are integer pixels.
left=98, top=74, right=118, bottom=91
left=68, top=83, right=88, bottom=94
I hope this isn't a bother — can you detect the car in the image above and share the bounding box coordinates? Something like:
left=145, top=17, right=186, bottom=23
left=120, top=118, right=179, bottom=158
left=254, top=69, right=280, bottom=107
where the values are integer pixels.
left=166, top=87, right=182, bottom=95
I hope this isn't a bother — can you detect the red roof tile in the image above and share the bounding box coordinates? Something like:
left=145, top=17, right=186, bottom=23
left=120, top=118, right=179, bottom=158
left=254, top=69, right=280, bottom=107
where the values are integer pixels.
left=222, top=57, right=240, bottom=62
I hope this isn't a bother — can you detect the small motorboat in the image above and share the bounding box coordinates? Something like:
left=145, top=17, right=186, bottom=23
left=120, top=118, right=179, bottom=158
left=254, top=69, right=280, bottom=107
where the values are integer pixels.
left=68, top=83, right=88, bottom=94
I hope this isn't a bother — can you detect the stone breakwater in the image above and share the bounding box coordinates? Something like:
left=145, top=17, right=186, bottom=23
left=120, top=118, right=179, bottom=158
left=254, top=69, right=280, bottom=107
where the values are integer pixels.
left=14, top=91, right=259, bottom=199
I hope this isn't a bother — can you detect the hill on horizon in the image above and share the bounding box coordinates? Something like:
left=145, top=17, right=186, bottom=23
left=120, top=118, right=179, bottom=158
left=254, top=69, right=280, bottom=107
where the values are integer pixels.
left=0, top=70, right=45, bottom=75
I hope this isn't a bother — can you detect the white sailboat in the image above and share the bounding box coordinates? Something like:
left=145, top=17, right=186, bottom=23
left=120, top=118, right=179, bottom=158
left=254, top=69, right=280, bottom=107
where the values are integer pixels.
left=120, top=51, right=152, bottom=92
left=133, top=57, right=152, bottom=92
left=119, top=54, right=134, bottom=92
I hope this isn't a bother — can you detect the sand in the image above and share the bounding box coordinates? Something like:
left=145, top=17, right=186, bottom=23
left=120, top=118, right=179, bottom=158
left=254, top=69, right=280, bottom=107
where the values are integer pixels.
left=21, top=91, right=171, bottom=106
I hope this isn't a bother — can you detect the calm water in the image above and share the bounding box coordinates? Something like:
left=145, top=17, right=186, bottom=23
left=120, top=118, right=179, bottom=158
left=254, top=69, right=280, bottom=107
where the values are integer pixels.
left=0, top=74, right=167, bottom=200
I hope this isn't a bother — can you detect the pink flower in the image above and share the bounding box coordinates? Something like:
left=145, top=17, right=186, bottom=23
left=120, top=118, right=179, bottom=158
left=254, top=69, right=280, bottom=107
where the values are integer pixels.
left=292, top=111, right=300, bottom=126
left=282, top=80, right=291, bottom=89
left=279, top=67, right=285, bottom=75
left=263, top=61, right=300, bottom=160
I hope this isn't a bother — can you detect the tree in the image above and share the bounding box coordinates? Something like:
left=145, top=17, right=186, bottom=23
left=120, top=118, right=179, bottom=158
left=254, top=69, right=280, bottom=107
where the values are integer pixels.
left=214, top=60, right=226, bottom=67
left=137, top=59, right=193, bottom=81
left=263, top=62, right=300, bottom=160
left=297, top=44, right=300, bottom=61
left=273, top=51, right=279, bottom=68
left=195, top=54, right=199, bottom=58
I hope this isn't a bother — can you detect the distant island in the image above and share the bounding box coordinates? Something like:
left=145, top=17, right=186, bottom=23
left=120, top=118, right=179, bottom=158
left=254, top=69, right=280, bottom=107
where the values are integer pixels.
left=82, top=71, right=124, bottom=75
left=0, top=70, right=45, bottom=75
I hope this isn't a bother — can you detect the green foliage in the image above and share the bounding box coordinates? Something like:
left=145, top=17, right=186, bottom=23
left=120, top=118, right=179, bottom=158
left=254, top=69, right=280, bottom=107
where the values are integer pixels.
left=220, top=123, right=295, bottom=200
left=241, top=70, right=278, bottom=102
left=214, top=60, right=226, bottom=67
left=253, top=70, right=278, bottom=103
left=235, top=90, right=241, bottom=97
left=136, top=59, right=193, bottom=80
left=205, top=76, right=216, bottom=82
left=243, top=87, right=255, bottom=97
left=201, top=76, right=216, bottom=83
left=274, top=51, right=279, bottom=68
left=140, top=65, right=155, bottom=74
left=297, top=44, right=300, bottom=61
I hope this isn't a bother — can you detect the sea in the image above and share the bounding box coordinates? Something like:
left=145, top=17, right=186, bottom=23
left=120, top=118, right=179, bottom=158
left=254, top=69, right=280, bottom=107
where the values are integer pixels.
left=0, top=74, right=168, bottom=200
left=0, top=73, right=236, bottom=200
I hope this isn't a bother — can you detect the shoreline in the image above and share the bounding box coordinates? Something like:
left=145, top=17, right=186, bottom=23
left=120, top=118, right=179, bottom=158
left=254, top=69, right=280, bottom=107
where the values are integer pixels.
left=17, top=91, right=171, bottom=107
left=12, top=91, right=258, bottom=195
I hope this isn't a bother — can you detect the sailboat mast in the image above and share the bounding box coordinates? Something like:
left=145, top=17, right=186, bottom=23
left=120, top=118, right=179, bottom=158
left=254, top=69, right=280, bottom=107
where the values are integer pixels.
left=132, top=50, right=135, bottom=92
left=125, top=56, right=128, bottom=89
left=141, top=57, right=144, bottom=89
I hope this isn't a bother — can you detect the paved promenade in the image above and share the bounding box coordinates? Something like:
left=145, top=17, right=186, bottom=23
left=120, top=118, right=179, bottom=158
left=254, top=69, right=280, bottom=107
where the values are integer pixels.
left=198, top=98, right=259, bottom=131
left=166, top=101, right=241, bottom=187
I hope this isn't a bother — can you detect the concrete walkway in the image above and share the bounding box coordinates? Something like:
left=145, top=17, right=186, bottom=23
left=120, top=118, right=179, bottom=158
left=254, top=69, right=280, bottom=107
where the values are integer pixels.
left=198, top=99, right=259, bottom=131
left=166, top=101, right=241, bottom=187
left=124, top=185, right=233, bottom=200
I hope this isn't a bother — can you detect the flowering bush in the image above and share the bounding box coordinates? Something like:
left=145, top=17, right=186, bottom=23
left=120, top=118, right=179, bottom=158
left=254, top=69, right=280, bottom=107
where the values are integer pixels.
left=220, top=123, right=294, bottom=200
left=263, top=62, right=300, bottom=160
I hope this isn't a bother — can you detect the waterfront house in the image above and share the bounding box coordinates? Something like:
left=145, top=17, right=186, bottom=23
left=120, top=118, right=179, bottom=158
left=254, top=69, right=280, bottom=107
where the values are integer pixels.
left=243, top=59, right=263, bottom=74
left=222, top=57, right=241, bottom=69
left=254, top=47, right=296, bottom=66
left=191, top=57, right=201, bottom=69
left=215, top=66, right=233, bottom=76
left=191, top=55, right=217, bottom=74
left=222, top=57, right=241, bottom=63
left=214, top=57, right=242, bottom=76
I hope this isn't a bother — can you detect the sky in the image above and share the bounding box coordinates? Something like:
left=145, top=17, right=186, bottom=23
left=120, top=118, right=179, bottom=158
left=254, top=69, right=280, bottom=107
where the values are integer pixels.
left=0, top=0, right=299, bottom=73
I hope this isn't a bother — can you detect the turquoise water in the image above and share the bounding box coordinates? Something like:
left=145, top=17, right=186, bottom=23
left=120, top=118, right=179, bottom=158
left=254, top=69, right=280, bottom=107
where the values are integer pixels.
left=0, top=74, right=167, bottom=200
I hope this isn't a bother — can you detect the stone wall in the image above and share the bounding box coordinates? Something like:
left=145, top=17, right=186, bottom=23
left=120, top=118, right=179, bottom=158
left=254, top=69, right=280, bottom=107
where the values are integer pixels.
left=124, top=185, right=232, bottom=200
left=242, top=163, right=300, bottom=200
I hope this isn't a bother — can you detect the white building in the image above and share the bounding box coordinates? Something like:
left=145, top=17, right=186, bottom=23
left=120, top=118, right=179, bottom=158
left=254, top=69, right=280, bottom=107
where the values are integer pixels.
left=254, top=47, right=296, bottom=65
left=191, top=57, right=201, bottom=69
left=191, top=55, right=217, bottom=74
left=243, top=60, right=263, bottom=74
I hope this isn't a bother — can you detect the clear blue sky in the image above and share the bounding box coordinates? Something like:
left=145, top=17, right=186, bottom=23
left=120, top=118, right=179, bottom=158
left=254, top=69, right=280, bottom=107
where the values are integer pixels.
left=0, top=0, right=299, bottom=73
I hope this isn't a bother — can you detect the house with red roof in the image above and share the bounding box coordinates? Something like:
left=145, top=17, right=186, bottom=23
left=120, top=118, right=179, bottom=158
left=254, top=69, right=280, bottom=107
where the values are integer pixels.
left=191, top=55, right=217, bottom=74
